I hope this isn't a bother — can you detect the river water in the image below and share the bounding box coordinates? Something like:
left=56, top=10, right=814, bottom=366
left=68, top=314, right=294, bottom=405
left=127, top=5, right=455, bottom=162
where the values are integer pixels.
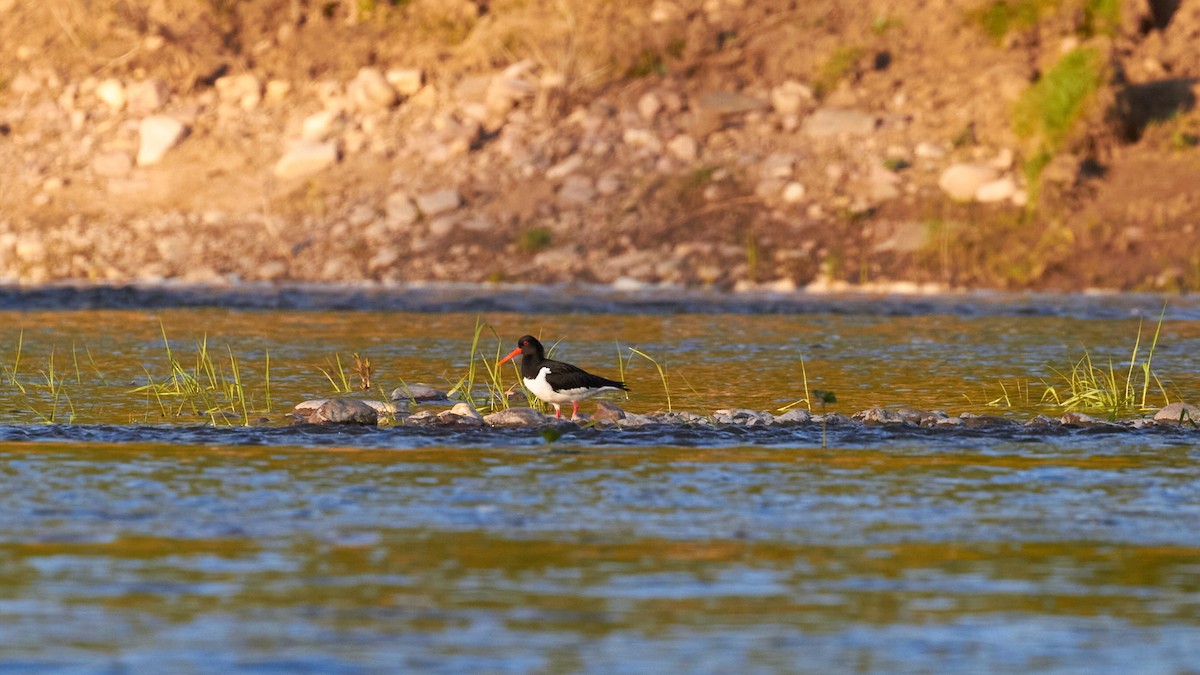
left=0, top=286, right=1198, bottom=673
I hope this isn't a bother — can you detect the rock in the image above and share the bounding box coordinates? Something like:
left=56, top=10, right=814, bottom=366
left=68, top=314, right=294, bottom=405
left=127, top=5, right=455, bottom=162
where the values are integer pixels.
left=1025, top=414, right=1059, bottom=427
left=762, top=153, right=795, bottom=178
left=273, top=141, right=339, bottom=179
left=215, top=73, right=262, bottom=110
left=437, top=409, right=485, bottom=427
left=126, top=79, right=169, bottom=114
left=484, top=407, right=553, bottom=427
left=265, top=80, right=291, bottom=102
left=1060, top=411, right=1099, bottom=426
left=616, top=411, right=657, bottom=427
left=293, top=398, right=379, bottom=425
left=914, top=141, right=946, bottom=159
left=637, top=91, right=662, bottom=120
left=415, top=188, right=463, bottom=217
left=775, top=408, right=813, bottom=424
left=1153, top=402, right=1200, bottom=423
left=596, top=172, right=622, bottom=196
left=301, top=111, right=341, bottom=141
left=93, top=151, right=133, bottom=178
left=770, top=80, right=813, bottom=116
left=449, top=402, right=483, bottom=419
left=781, top=181, right=807, bottom=203
left=405, top=411, right=438, bottom=425
left=696, top=90, right=770, bottom=115
left=938, top=163, right=999, bottom=202
left=975, top=176, right=1017, bottom=203
left=96, top=78, right=126, bottom=111
left=666, top=134, right=699, bottom=162
left=802, top=107, right=877, bottom=138
left=545, top=154, right=583, bottom=180
left=386, top=192, right=419, bottom=227
left=386, top=68, right=424, bottom=96
left=558, top=175, right=596, bottom=205
left=136, top=116, right=187, bottom=166
left=390, top=384, right=450, bottom=402
left=9, top=72, right=39, bottom=95
left=362, top=400, right=401, bottom=415
left=486, top=60, right=537, bottom=115
left=853, top=407, right=910, bottom=425
left=713, top=408, right=775, bottom=426
left=592, top=400, right=627, bottom=423
left=348, top=67, right=396, bottom=111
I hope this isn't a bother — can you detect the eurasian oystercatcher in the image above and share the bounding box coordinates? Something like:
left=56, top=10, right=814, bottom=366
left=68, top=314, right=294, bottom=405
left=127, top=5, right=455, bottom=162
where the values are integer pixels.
left=498, top=335, right=628, bottom=420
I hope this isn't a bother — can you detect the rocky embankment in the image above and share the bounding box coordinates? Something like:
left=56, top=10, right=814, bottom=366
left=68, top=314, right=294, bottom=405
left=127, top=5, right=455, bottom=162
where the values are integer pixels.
left=293, top=393, right=1200, bottom=432
left=2, top=0, right=1199, bottom=290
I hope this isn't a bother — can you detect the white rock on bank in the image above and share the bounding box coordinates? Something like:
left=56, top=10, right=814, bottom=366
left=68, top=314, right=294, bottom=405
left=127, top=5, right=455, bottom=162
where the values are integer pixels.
left=975, top=176, right=1017, bottom=203
left=415, top=188, right=463, bottom=217
left=348, top=67, right=396, bottom=111
left=273, top=141, right=338, bottom=179
left=666, top=134, right=699, bottom=162
left=136, top=116, right=187, bottom=166
left=938, top=163, right=999, bottom=202
left=215, top=73, right=262, bottom=110
left=802, top=107, right=877, bottom=138
left=386, top=68, right=424, bottom=96
left=126, top=79, right=169, bottom=114
left=96, top=78, right=126, bottom=111
left=770, top=80, right=813, bottom=116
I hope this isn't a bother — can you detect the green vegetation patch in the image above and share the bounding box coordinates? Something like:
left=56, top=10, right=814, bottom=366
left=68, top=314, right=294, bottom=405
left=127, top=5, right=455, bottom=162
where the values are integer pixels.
left=813, top=46, right=866, bottom=99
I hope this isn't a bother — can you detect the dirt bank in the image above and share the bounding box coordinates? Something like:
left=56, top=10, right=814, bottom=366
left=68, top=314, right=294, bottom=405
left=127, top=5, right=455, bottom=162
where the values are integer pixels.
left=1, top=0, right=1198, bottom=292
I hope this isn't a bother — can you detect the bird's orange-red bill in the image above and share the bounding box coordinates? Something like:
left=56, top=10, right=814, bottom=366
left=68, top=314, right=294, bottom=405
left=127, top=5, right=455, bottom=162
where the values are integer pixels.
left=498, top=347, right=522, bottom=365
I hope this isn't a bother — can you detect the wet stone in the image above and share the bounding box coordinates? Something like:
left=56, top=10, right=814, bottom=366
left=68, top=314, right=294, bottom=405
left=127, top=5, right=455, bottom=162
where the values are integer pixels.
left=1153, top=401, right=1200, bottom=423
left=775, top=408, right=812, bottom=425
left=854, top=407, right=911, bottom=426
left=592, top=401, right=626, bottom=423
left=713, top=408, right=775, bottom=426
left=292, top=397, right=379, bottom=426
left=1060, top=411, right=1100, bottom=426
left=484, top=407, right=552, bottom=427
left=390, top=384, right=450, bottom=402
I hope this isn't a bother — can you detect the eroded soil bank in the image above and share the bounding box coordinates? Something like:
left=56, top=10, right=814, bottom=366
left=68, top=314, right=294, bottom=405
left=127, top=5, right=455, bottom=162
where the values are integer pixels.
left=1, top=0, right=1199, bottom=293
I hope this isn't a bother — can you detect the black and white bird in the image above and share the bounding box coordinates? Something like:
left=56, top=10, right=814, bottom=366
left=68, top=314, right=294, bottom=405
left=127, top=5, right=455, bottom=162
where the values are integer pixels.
left=498, top=335, right=628, bottom=420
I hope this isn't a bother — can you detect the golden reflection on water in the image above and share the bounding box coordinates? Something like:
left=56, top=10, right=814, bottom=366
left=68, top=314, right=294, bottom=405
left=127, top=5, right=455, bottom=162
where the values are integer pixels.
left=4, top=308, right=1200, bottom=423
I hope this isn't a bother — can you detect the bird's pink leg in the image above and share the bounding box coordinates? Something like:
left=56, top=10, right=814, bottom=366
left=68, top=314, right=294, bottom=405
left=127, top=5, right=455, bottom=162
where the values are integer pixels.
left=571, top=401, right=580, bottom=420
left=553, top=404, right=562, bottom=418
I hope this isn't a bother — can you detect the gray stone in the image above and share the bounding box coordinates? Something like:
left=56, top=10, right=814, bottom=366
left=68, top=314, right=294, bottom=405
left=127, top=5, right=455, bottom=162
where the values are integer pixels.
left=437, top=409, right=485, bottom=427
left=1153, top=401, right=1200, bottom=423
left=713, top=408, right=775, bottom=426
left=215, top=73, right=262, bottom=110
left=1060, top=411, right=1099, bottom=426
left=666, top=134, right=698, bottom=162
left=545, top=154, right=583, bottom=180
left=136, top=116, right=187, bottom=166
left=96, top=78, right=126, bottom=111
left=802, top=107, right=877, bottom=138
left=637, top=91, right=662, bottom=120
left=975, top=176, right=1017, bottom=203
left=775, top=408, right=813, bottom=424
left=301, top=111, right=341, bottom=141
left=348, top=67, right=397, bottom=111
left=126, top=78, right=169, bottom=114
left=770, top=80, right=813, bottom=116
left=386, top=67, right=424, bottom=96
left=386, top=192, right=419, bottom=227
left=558, top=175, right=596, bottom=205
left=415, top=188, right=463, bottom=217
left=295, top=398, right=379, bottom=425
left=390, top=384, right=450, bottom=402
left=273, top=141, right=338, bottom=179
left=853, top=407, right=910, bottom=425
left=484, top=407, right=553, bottom=427
left=592, top=400, right=627, bottom=423
left=695, top=90, right=770, bottom=115
left=449, top=402, right=483, bottom=420
left=938, top=163, right=999, bottom=202
left=93, top=151, right=133, bottom=178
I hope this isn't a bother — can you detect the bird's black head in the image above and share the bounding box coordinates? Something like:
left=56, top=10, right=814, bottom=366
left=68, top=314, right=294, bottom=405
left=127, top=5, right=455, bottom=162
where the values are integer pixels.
left=499, top=334, right=546, bottom=365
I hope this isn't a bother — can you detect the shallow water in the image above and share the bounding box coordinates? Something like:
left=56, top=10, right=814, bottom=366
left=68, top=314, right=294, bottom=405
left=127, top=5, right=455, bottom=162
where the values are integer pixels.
left=2, top=290, right=1199, bottom=672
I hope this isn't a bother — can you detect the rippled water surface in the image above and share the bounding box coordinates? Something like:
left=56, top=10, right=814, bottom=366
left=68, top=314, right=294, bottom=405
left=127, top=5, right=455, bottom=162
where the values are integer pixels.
left=2, top=291, right=1199, bottom=673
